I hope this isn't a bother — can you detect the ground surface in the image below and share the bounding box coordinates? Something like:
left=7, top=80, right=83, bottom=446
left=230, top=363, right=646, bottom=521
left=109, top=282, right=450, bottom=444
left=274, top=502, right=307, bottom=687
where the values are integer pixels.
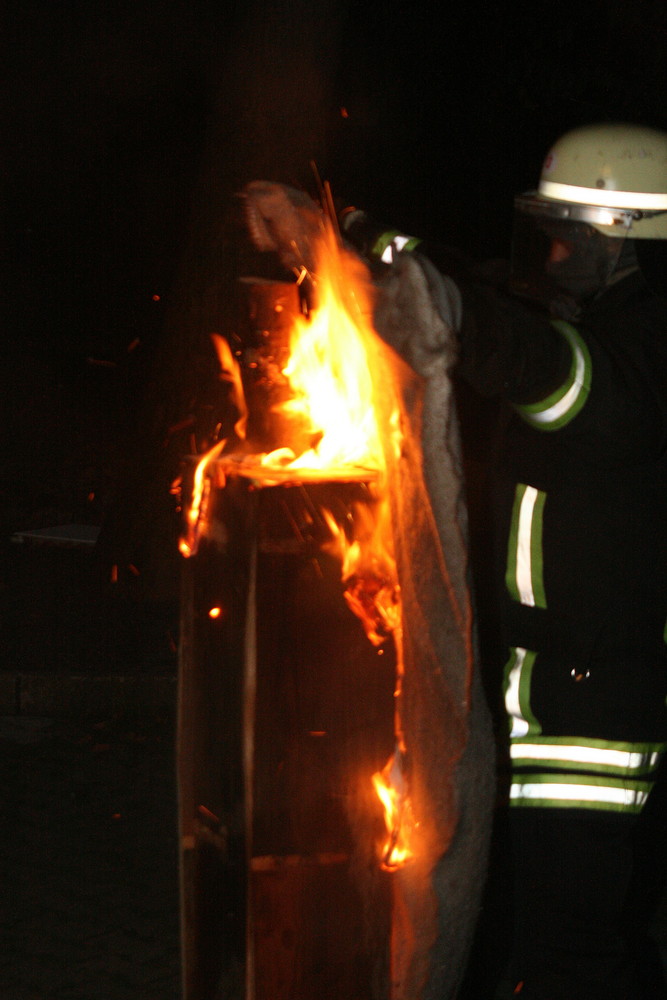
left=0, top=713, right=180, bottom=1000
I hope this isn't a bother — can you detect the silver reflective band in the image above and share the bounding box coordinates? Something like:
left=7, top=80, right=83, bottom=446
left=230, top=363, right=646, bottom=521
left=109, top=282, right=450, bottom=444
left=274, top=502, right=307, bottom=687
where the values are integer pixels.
left=392, top=235, right=413, bottom=253
left=528, top=332, right=587, bottom=426
left=540, top=180, right=667, bottom=211
left=379, top=234, right=421, bottom=264
left=505, top=485, right=547, bottom=605
left=504, top=646, right=541, bottom=739
left=510, top=743, right=662, bottom=771
left=510, top=781, right=649, bottom=809
left=506, top=647, right=529, bottom=738
left=516, top=322, right=591, bottom=431
left=516, top=487, right=539, bottom=604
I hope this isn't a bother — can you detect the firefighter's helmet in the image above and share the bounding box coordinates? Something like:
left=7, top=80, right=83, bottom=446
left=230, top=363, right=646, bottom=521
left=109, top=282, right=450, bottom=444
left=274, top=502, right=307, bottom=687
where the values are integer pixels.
left=516, top=123, right=667, bottom=239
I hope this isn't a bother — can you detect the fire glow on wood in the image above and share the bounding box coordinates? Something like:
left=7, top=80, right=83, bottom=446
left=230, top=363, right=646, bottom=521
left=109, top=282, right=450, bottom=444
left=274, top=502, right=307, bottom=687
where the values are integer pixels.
left=179, top=225, right=416, bottom=871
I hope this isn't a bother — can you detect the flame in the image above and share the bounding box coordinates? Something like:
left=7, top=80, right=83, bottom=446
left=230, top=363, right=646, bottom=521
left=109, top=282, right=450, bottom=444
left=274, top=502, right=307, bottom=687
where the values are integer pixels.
left=179, top=335, right=248, bottom=558
left=179, top=438, right=226, bottom=558
left=372, top=747, right=416, bottom=870
left=180, top=221, right=416, bottom=868
left=211, top=333, right=247, bottom=443
left=262, top=229, right=384, bottom=474
left=322, top=502, right=400, bottom=647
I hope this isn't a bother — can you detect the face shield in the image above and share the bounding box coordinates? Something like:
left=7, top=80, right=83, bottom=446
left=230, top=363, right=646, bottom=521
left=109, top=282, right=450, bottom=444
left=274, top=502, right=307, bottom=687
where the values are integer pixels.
left=510, top=192, right=634, bottom=310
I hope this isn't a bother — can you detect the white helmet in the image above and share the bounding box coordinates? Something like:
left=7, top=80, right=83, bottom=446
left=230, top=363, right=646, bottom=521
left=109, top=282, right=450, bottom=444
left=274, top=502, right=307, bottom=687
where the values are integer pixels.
left=516, top=123, right=667, bottom=239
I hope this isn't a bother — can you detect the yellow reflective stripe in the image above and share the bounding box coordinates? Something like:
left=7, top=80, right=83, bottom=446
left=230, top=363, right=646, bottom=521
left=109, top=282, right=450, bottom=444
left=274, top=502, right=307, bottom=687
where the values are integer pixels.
left=372, top=230, right=400, bottom=260
left=505, top=484, right=547, bottom=608
left=510, top=741, right=664, bottom=775
left=510, top=775, right=651, bottom=812
left=372, top=230, right=422, bottom=263
left=504, top=646, right=541, bottom=739
left=515, top=322, right=591, bottom=431
left=517, top=486, right=539, bottom=605
left=393, top=235, right=421, bottom=252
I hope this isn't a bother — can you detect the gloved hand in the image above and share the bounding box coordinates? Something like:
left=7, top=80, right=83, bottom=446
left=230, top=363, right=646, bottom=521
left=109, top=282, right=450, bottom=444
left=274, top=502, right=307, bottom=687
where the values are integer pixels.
left=243, top=181, right=326, bottom=274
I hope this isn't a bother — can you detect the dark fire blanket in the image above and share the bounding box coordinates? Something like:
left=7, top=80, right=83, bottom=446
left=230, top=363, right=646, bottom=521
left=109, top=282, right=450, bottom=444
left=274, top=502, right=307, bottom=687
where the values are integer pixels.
left=370, top=251, right=495, bottom=1000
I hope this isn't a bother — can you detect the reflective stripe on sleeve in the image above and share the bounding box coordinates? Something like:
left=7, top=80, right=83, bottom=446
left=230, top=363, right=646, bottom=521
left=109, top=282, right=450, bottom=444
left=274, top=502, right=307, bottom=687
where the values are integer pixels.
left=505, top=484, right=547, bottom=608
left=510, top=738, right=665, bottom=812
left=504, top=646, right=541, bottom=739
left=372, top=230, right=422, bottom=264
left=514, top=321, right=591, bottom=431
left=510, top=773, right=652, bottom=813
left=510, top=738, right=665, bottom=776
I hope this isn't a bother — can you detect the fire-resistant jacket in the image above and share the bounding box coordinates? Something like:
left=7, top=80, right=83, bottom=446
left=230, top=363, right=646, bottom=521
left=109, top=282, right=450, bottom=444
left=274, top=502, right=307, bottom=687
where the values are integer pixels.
left=343, top=212, right=667, bottom=814
left=455, top=269, right=667, bottom=814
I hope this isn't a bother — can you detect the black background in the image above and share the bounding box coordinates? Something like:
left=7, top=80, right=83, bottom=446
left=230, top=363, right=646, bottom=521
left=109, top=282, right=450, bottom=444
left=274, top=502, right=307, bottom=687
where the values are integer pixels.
left=2, top=0, right=667, bottom=563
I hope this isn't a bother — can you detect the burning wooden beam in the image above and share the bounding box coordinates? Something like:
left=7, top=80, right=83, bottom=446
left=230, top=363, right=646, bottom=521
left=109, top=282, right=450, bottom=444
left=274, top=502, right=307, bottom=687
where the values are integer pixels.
left=179, top=471, right=395, bottom=999
left=178, top=233, right=495, bottom=999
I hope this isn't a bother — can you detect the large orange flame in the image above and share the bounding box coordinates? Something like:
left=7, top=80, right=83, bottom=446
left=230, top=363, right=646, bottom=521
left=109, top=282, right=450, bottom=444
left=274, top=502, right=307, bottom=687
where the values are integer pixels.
left=180, top=222, right=415, bottom=868
left=262, top=229, right=384, bottom=475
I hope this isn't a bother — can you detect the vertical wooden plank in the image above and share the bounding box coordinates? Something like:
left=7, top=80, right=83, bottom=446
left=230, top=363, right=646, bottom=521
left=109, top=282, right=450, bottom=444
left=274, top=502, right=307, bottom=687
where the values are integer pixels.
left=249, top=483, right=394, bottom=999
left=244, top=538, right=258, bottom=1000
left=177, top=558, right=197, bottom=1000
left=180, top=477, right=395, bottom=999
left=178, top=476, right=255, bottom=1000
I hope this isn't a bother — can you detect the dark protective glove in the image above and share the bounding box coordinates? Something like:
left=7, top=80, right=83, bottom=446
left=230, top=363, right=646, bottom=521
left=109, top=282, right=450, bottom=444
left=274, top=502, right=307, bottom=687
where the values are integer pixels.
left=243, top=181, right=326, bottom=274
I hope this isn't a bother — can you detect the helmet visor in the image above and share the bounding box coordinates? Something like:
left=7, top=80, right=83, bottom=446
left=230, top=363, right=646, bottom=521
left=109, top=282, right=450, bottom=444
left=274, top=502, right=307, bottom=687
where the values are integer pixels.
left=510, top=200, right=629, bottom=305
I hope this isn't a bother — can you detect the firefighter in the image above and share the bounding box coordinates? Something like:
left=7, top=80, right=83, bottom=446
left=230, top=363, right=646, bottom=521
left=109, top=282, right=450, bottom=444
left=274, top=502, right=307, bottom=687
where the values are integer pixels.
left=356, top=122, right=667, bottom=1000
left=243, top=122, right=667, bottom=999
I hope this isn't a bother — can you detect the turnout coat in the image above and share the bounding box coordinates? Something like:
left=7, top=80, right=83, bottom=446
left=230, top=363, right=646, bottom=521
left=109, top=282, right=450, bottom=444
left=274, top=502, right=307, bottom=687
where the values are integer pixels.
left=455, top=269, right=667, bottom=813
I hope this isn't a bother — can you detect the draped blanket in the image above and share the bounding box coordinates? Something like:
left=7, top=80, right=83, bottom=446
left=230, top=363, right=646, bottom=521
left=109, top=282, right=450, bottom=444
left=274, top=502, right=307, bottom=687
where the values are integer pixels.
left=243, top=182, right=496, bottom=999
left=371, top=253, right=495, bottom=1000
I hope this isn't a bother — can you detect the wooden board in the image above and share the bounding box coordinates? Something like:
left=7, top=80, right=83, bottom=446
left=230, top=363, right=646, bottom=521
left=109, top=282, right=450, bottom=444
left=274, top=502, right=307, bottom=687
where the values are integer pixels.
left=179, top=478, right=395, bottom=999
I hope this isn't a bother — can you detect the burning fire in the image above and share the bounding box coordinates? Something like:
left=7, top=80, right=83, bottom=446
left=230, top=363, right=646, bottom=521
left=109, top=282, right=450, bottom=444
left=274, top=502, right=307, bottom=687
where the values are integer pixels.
left=372, top=745, right=416, bottom=870
left=180, top=220, right=415, bottom=868
left=178, top=335, right=247, bottom=559
left=322, top=500, right=414, bottom=868
left=322, top=501, right=400, bottom=647
left=258, top=227, right=384, bottom=475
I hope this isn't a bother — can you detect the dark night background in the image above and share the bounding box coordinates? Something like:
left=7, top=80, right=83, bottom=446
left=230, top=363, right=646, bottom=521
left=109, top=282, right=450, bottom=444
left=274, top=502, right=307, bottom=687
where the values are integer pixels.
left=1, top=3, right=667, bottom=997
left=2, top=0, right=667, bottom=568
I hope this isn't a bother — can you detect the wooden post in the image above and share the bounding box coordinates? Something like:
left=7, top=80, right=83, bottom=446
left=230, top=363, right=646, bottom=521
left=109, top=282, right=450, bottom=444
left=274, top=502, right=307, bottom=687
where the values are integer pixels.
left=179, top=475, right=394, bottom=999
left=244, top=538, right=257, bottom=1000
